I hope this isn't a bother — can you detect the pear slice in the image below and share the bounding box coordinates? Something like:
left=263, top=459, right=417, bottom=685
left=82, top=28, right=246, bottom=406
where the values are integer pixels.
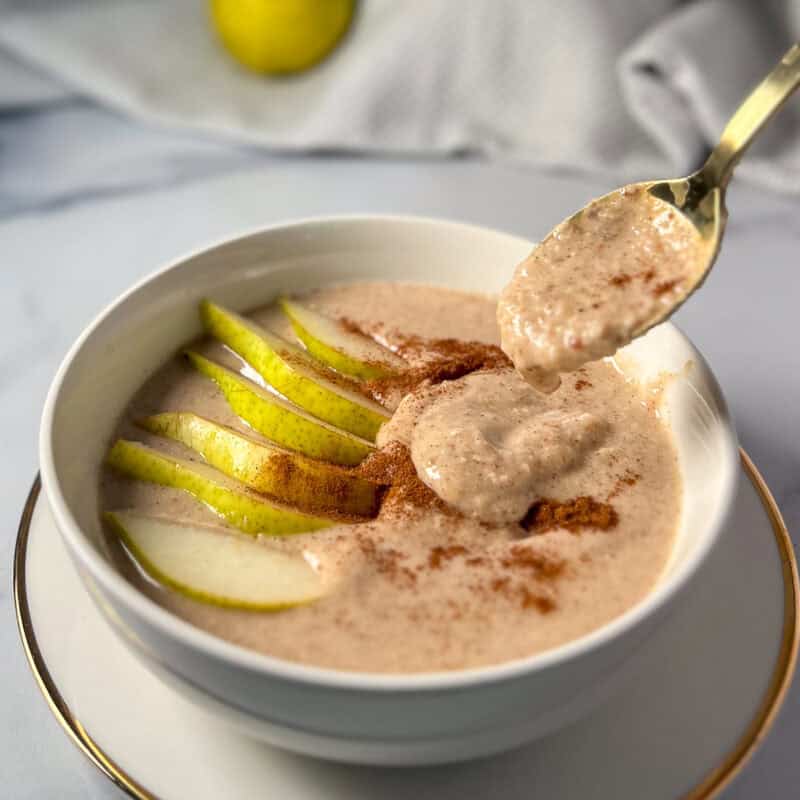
left=107, top=440, right=339, bottom=536
left=200, top=300, right=389, bottom=440
left=279, top=298, right=406, bottom=380
left=140, top=412, right=382, bottom=517
left=187, top=352, right=374, bottom=466
left=105, top=511, right=325, bottom=609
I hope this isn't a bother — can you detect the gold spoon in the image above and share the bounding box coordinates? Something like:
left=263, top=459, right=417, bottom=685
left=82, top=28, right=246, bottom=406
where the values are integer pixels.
left=640, top=42, right=800, bottom=330
left=498, top=44, right=800, bottom=392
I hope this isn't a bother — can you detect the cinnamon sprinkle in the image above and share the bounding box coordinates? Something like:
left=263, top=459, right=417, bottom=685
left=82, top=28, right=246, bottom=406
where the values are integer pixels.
left=428, top=545, right=468, bottom=569
left=339, top=317, right=371, bottom=337
left=501, top=546, right=565, bottom=579
left=486, top=568, right=559, bottom=614
left=423, top=543, right=563, bottom=613
left=607, top=470, right=641, bottom=500
left=339, top=319, right=512, bottom=403
left=268, top=452, right=382, bottom=517
left=356, top=535, right=417, bottom=585
left=491, top=577, right=510, bottom=592
left=520, top=588, right=556, bottom=614
left=609, top=267, right=658, bottom=288
left=523, top=496, right=619, bottom=534
left=652, top=279, right=680, bottom=297
left=281, top=348, right=368, bottom=395
left=354, top=441, right=455, bottom=517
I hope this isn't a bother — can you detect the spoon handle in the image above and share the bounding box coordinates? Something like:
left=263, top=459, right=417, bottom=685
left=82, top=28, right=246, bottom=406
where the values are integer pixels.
left=702, top=43, right=800, bottom=188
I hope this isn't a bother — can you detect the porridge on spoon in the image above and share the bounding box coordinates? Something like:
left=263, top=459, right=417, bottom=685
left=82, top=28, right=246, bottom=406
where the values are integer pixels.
left=498, top=185, right=710, bottom=392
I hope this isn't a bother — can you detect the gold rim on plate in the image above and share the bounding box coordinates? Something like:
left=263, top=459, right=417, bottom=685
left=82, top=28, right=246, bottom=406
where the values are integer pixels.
left=13, top=451, right=799, bottom=800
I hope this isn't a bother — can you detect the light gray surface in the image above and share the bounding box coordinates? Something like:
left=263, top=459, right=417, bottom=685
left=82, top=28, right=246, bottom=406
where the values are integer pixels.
left=3, top=157, right=799, bottom=798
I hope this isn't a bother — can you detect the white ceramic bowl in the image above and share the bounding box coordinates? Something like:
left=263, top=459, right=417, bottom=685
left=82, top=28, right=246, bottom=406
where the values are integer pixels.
left=39, top=216, right=739, bottom=765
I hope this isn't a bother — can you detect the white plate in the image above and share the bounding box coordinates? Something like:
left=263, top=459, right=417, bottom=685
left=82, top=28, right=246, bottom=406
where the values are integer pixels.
left=14, top=452, right=798, bottom=800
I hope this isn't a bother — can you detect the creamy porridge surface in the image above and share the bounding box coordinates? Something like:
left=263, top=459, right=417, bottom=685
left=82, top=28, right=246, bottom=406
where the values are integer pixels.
left=102, top=283, right=681, bottom=672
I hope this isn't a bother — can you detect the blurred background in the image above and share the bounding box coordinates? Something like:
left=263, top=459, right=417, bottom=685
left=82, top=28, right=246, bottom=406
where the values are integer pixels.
left=0, top=0, right=798, bottom=217
left=1, top=2, right=799, bottom=798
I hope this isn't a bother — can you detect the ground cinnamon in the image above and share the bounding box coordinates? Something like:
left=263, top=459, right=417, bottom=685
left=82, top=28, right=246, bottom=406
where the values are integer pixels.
left=356, top=534, right=417, bottom=586
left=354, top=441, right=454, bottom=517
left=422, top=541, right=564, bottom=613
left=501, top=545, right=565, bottom=579
left=607, top=470, right=640, bottom=500
left=652, top=279, right=680, bottom=297
left=523, top=496, right=618, bottom=534
left=281, top=347, right=373, bottom=397
left=339, top=319, right=512, bottom=403
left=268, top=451, right=382, bottom=518
left=484, top=547, right=564, bottom=613
left=609, top=267, right=657, bottom=288
left=353, top=443, right=620, bottom=536
left=520, top=588, right=556, bottom=614
left=428, top=545, right=468, bottom=569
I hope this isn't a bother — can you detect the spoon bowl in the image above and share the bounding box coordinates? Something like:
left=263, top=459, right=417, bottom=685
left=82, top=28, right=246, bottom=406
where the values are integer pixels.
left=498, top=44, right=800, bottom=389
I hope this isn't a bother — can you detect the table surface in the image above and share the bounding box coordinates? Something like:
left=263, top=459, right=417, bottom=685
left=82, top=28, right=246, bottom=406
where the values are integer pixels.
left=2, top=150, right=799, bottom=798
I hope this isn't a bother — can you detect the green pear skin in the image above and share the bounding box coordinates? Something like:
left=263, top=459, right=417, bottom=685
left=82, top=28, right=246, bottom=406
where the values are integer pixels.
left=279, top=297, right=405, bottom=380
left=200, top=299, right=389, bottom=440
left=107, top=439, right=338, bottom=536
left=140, top=411, right=382, bottom=516
left=186, top=351, right=374, bottom=466
left=105, top=510, right=325, bottom=610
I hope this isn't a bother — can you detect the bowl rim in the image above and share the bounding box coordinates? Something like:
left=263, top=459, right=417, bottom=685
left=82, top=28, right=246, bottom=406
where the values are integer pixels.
left=39, top=213, right=740, bottom=692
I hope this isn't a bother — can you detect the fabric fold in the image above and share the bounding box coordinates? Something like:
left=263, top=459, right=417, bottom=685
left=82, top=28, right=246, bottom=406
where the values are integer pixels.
left=0, top=0, right=797, bottom=192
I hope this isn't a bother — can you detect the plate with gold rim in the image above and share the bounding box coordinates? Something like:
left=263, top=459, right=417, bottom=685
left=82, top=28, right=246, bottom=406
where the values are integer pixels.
left=14, top=451, right=798, bottom=800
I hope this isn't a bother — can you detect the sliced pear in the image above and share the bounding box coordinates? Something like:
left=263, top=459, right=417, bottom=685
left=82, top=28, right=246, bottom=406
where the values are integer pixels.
left=107, top=440, right=338, bottom=536
left=186, top=352, right=374, bottom=466
left=279, top=298, right=406, bottom=380
left=105, top=511, right=325, bottom=609
left=200, top=300, right=389, bottom=440
left=140, top=412, right=382, bottom=516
